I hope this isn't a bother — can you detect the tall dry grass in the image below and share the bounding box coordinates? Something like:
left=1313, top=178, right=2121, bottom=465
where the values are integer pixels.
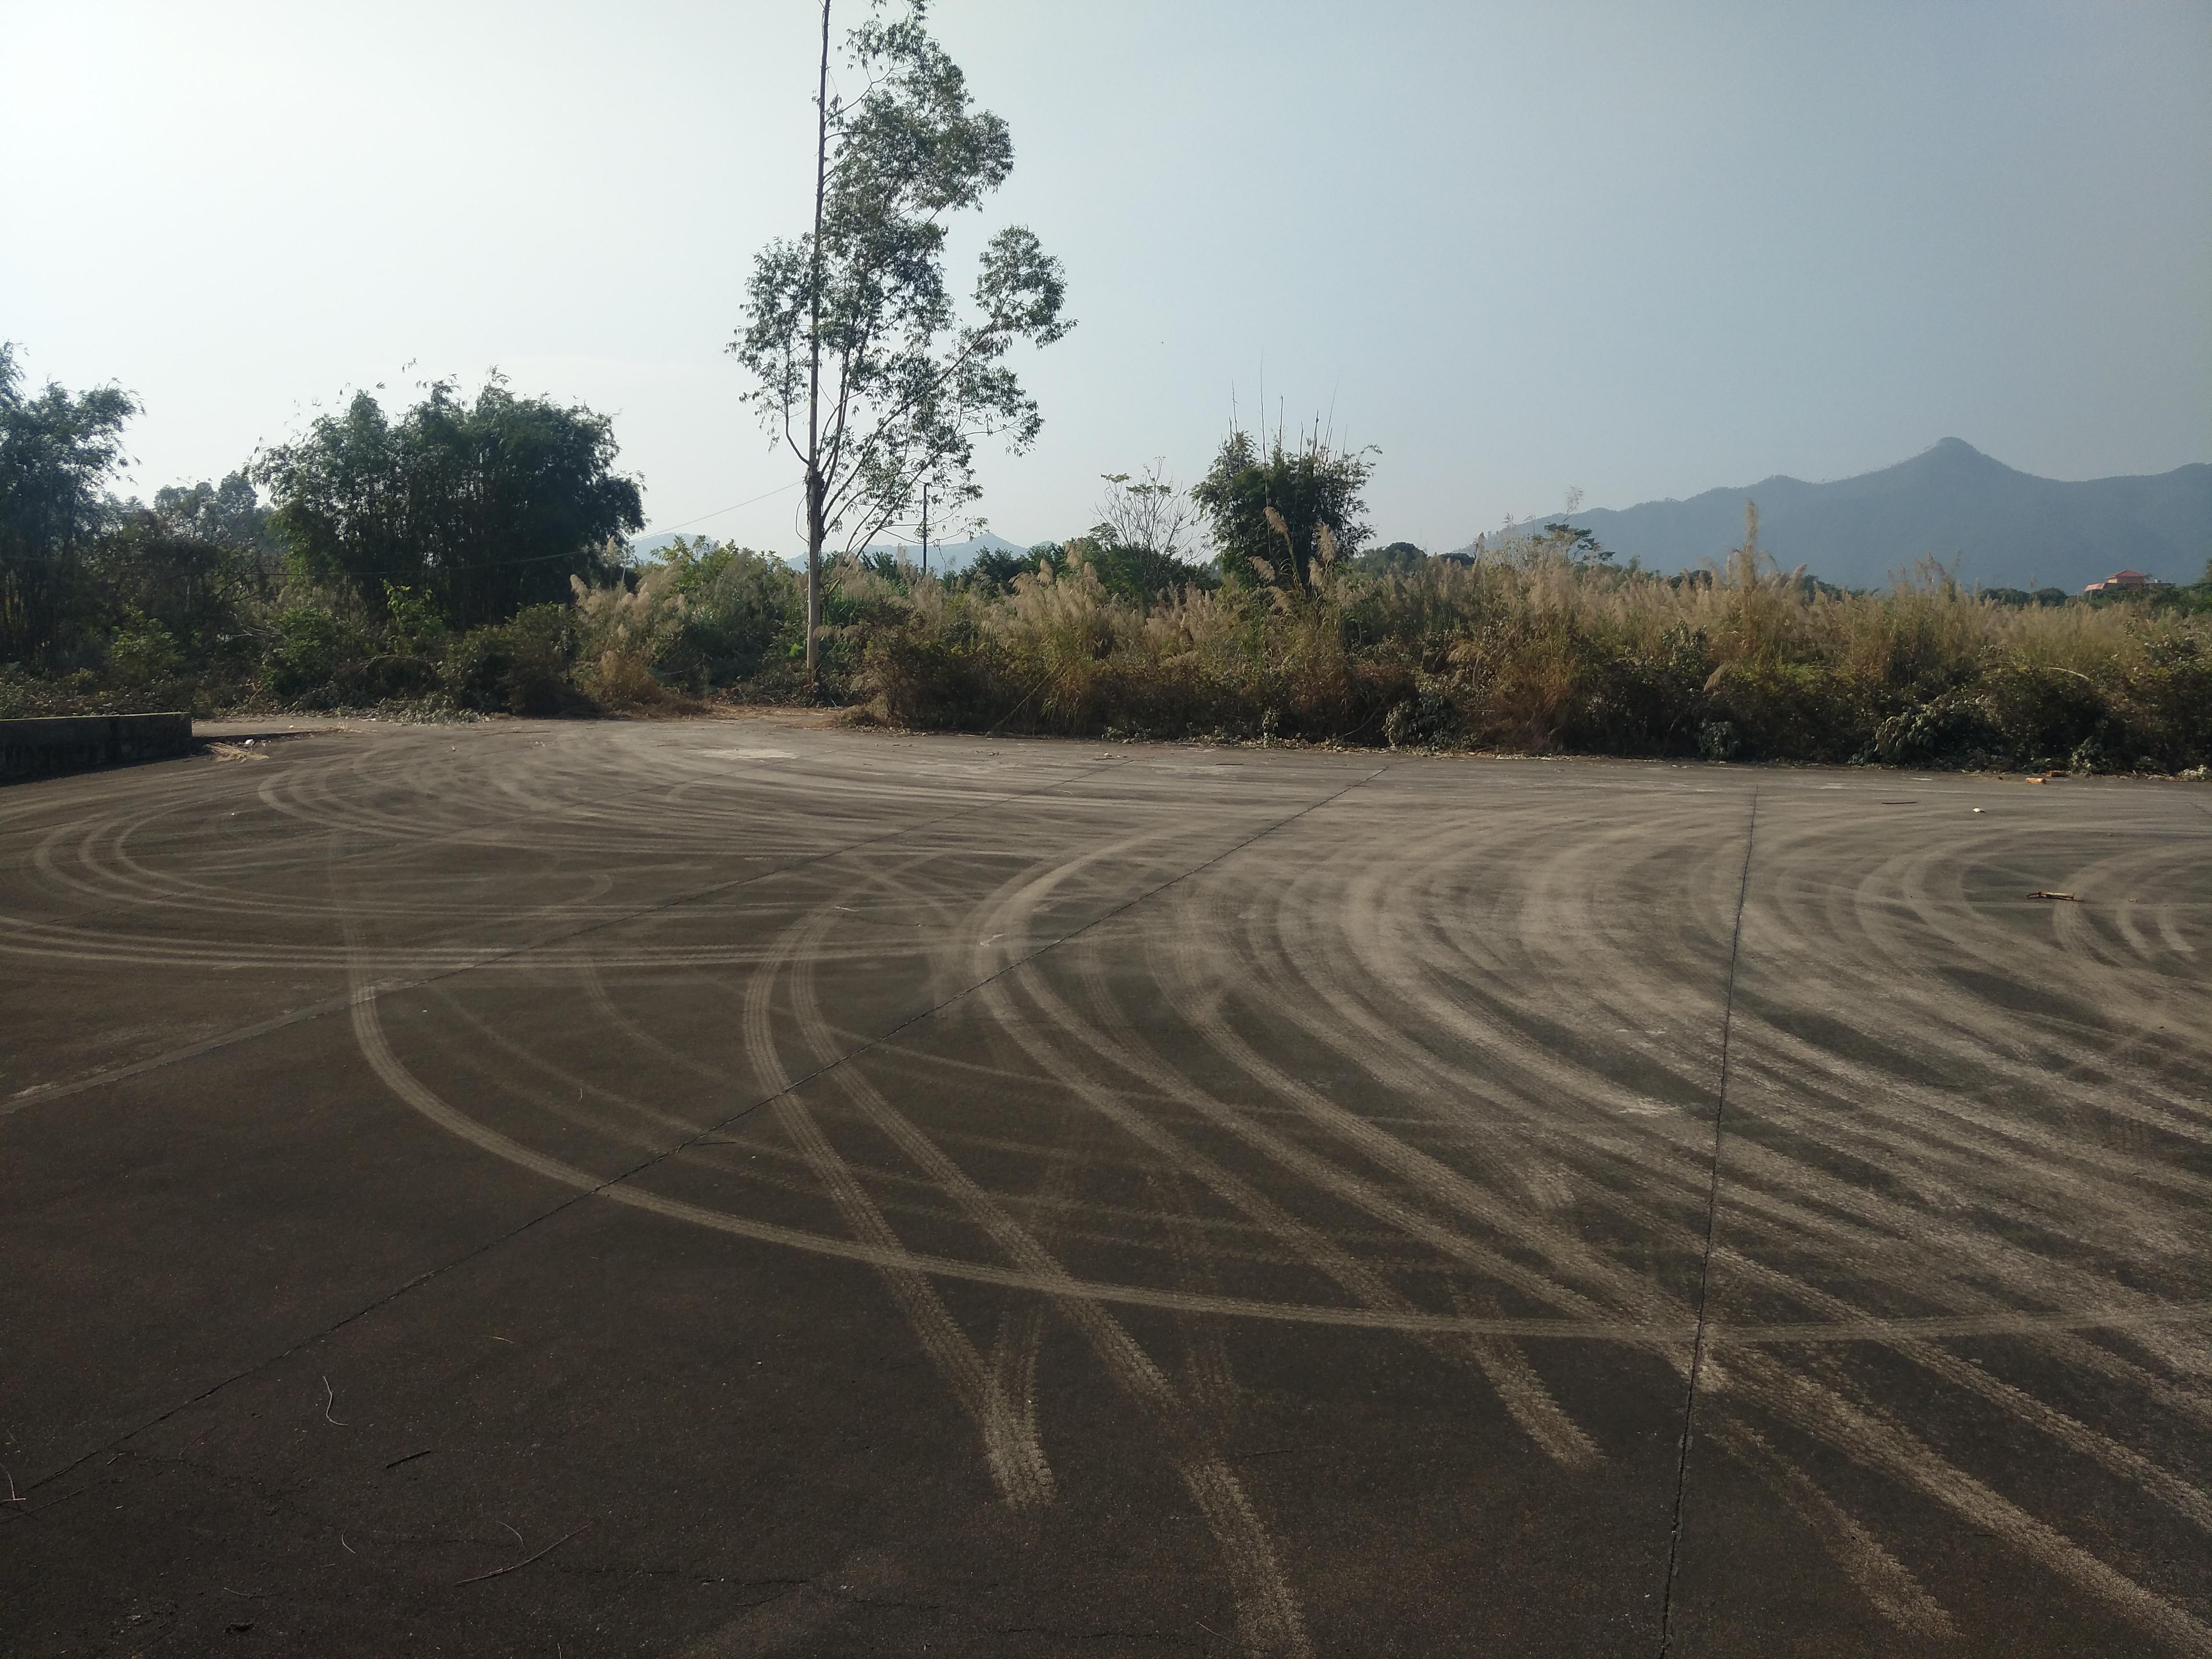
left=842, top=517, right=2211, bottom=771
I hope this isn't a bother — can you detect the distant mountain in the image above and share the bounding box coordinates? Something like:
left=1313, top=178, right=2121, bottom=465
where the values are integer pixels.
left=1480, top=441, right=2211, bottom=591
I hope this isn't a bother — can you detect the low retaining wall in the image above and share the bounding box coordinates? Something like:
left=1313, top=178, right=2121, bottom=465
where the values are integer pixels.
left=0, top=713, right=195, bottom=781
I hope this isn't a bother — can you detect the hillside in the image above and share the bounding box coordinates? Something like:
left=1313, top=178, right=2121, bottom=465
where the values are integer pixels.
left=1506, top=441, right=2211, bottom=591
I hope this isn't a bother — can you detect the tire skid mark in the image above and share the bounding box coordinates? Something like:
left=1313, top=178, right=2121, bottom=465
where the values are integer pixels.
left=795, top=1052, right=1313, bottom=1658
left=1067, top=944, right=1606, bottom=1468
left=1209, top=793, right=2212, bottom=1640
left=1142, top=1166, right=1246, bottom=1443
left=1703, top=1143, right=2212, bottom=1422
left=1445, top=1287, right=1603, bottom=1470
left=1708, top=1090, right=2212, bottom=1396
left=1254, top=876, right=2212, bottom=1424
left=53, top=732, right=2204, bottom=1648
left=339, top=969, right=1714, bottom=1343
left=1707, top=1417, right=1957, bottom=1644
left=1267, top=806, right=2206, bottom=1327
left=1832, top=834, right=2209, bottom=1113
left=1727, top=1346, right=2212, bottom=1654
left=1710, top=1245, right=2212, bottom=1534
left=422, top=982, right=719, bottom=1143
left=982, top=828, right=1624, bottom=1481
left=1265, top=831, right=2212, bottom=1389
left=746, top=901, right=1058, bottom=1513
left=802, top=839, right=1328, bottom=1654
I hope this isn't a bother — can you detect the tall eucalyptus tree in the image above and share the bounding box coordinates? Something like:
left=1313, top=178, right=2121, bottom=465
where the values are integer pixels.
left=733, top=1, right=1070, bottom=686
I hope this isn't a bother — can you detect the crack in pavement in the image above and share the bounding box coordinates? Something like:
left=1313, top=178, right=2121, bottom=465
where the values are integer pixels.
left=1657, top=786, right=1759, bottom=1656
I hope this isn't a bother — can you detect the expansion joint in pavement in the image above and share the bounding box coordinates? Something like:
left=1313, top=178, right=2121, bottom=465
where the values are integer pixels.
left=1656, top=786, right=1759, bottom=1656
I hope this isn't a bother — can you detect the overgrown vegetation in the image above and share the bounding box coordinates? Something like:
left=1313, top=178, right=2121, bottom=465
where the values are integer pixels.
left=3, top=338, right=2205, bottom=773
left=824, top=517, right=2212, bottom=774
left=0, top=353, right=654, bottom=721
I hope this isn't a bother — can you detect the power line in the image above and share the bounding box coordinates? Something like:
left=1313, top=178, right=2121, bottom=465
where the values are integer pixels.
left=645, top=479, right=802, bottom=536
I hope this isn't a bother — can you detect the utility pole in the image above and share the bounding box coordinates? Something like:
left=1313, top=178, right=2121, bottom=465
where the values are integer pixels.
left=802, top=0, right=831, bottom=695
left=920, top=482, right=929, bottom=578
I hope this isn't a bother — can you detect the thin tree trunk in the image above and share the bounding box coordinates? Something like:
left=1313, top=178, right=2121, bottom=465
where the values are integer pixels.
left=804, top=0, right=831, bottom=693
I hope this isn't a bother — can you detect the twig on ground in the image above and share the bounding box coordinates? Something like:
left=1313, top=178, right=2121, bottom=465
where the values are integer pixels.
left=2029, top=890, right=2080, bottom=902
left=2, top=1467, right=22, bottom=1503
left=384, top=1448, right=434, bottom=1470
left=455, top=1523, right=589, bottom=1587
left=322, top=1376, right=349, bottom=1426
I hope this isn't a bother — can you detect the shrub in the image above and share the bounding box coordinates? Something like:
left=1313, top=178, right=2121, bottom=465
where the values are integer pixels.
left=444, top=604, right=584, bottom=715
left=656, top=541, right=803, bottom=685
left=262, top=604, right=366, bottom=705
left=106, top=610, right=184, bottom=686
left=812, top=514, right=2211, bottom=771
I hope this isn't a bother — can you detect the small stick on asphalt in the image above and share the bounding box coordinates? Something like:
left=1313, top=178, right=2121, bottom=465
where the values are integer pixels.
left=455, top=1523, right=589, bottom=1587
left=2028, top=890, right=2080, bottom=902
left=2, top=1467, right=22, bottom=1503
left=322, top=1375, right=349, bottom=1426
left=384, top=1448, right=435, bottom=1470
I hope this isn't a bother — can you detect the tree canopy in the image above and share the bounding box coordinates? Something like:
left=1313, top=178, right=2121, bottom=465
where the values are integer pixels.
left=1191, top=427, right=1373, bottom=590
left=256, top=378, right=643, bottom=629
left=152, top=470, right=277, bottom=557
left=0, top=343, right=139, bottom=665
left=734, top=0, right=1070, bottom=680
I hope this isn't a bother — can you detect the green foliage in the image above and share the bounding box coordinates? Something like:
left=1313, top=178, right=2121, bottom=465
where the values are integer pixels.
left=652, top=539, right=804, bottom=685
left=381, top=581, right=449, bottom=655
left=1079, top=464, right=1214, bottom=602
left=256, top=377, right=643, bottom=630
left=1532, top=520, right=1612, bottom=563
left=1356, top=541, right=1428, bottom=577
left=551, top=543, right=809, bottom=711
left=733, top=2, right=1070, bottom=558
left=1192, top=426, right=1374, bottom=590
left=963, top=545, right=1048, bottom=593
left=262, top=604, right=370, bottom=704
left=443, top=604, right=582, bottom=715
left=822, top=523, right=2212, bottom=773
left=0, top=343, right=140, bottom=666
left=88, top=509, right=267, bottom=671
left=1067, top=536, right=1216, bottom=605
left=106, top=610, right=184, bottom=686
left=151, top=470, right=278, bottom=559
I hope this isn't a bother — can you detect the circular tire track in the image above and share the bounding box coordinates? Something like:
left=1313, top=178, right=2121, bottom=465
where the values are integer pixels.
left=5, top=727, right=2209, bottom=1651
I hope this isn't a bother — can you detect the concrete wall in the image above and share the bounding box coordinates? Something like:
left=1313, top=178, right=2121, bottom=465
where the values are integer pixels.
left=0, top=714, right=194, bottom=781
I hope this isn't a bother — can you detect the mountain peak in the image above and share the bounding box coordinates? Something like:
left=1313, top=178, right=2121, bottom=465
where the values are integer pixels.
left=1912, top=437, right=2001, bottom=468
left=1509, top=445, right=2209, bottom=589
left=1891, top=436, right=2019, bottom=483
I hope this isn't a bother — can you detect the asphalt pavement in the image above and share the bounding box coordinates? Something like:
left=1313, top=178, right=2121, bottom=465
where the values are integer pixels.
left=2, top=719, right=2207, bottom=1657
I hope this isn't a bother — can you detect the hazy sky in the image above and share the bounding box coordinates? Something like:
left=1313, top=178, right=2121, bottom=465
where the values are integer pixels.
left=5, top=0, right=2208, bottom=554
